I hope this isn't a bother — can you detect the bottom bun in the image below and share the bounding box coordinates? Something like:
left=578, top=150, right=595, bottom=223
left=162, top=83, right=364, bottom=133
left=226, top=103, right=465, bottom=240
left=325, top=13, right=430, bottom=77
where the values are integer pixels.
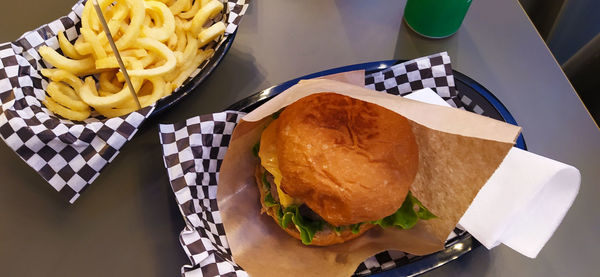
left=255, top=165, right=374, bottom=246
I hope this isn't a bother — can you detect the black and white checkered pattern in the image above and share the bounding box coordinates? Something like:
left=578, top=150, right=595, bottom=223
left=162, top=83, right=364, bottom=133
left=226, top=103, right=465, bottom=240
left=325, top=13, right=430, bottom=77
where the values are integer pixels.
left=366, top=52, right=461, bottom=108
left=353, top=227, right=466, bottom=276
left=160, top=53, right=471, bottom=276
left=160, top=112, right=247, bottom=277
left=457, top=93, right=485, bottom=115
left=226, top=0, right=250, bottom=34
left=0, top=0, right=249, bottom=203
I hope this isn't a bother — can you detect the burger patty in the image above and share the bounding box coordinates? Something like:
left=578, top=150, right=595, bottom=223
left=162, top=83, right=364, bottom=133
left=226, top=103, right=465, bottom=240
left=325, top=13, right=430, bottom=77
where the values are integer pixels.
left=263, top=169, right=280, bottom=202
left=298, top=202, right=324, bottom=222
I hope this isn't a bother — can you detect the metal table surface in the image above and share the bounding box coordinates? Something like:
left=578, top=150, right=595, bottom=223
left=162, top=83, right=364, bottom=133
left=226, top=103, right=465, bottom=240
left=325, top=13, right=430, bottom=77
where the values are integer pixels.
left=0, top=1, right=598, bottom=276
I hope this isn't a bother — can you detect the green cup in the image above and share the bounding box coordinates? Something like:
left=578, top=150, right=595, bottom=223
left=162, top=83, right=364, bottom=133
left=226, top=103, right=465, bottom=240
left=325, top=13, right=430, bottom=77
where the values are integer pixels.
left=404, top=0, right=472, bottom=38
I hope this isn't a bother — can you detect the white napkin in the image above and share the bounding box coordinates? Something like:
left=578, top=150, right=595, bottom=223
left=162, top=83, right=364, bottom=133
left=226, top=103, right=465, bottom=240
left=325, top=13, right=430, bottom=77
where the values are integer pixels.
left=405, top=88, right=581, bottom=258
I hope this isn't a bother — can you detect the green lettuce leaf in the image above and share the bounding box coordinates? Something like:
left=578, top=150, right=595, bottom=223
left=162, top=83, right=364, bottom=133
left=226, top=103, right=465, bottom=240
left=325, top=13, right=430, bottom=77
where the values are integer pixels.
left=252, top=141, right=260, bottom=157
left=350, top=223, right=363, bottom=234
left=261, top=171, right=271, bottom=190
left=276, top=205, right=324, bottom=245
left=265, top=187, right=435, bottom=245
left=333, top=225, right=343, bottom=235
left=275, top=205, right=283, bottom=221
left=280, top=208, right=294, bottom=229
left=293, top=207, right=324, bottom=245
left=372, top=191, right=437, bottom=230
left=264, top=193, right=278, bottom=207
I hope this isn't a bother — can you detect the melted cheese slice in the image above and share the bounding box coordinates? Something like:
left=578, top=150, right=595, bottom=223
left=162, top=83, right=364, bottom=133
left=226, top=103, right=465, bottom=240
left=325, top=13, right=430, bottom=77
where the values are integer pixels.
left=258, top=119, right=302, bottom=207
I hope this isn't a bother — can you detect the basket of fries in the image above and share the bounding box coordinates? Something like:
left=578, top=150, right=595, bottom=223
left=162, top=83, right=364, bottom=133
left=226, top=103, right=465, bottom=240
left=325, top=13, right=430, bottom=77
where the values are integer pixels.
left=0, top=0, right=249, bottom=203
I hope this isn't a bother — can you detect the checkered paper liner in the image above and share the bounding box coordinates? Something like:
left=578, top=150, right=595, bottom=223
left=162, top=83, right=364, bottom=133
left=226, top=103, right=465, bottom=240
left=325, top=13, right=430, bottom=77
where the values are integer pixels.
left=0, top=0, right=249, bottom=203
left=365, top=52, right=461, bottom=107
left=160, top=53, right=480, bottom=276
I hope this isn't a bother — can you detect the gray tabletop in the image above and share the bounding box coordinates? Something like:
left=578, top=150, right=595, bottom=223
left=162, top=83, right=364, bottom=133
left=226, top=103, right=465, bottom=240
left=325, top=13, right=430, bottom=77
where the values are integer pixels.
left=0, top=0, right=598, bottom=276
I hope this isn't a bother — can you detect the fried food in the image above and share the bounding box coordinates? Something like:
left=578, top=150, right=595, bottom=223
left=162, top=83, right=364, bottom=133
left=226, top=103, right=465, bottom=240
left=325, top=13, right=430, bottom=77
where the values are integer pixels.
left=38, top=0, right=226, bottom=120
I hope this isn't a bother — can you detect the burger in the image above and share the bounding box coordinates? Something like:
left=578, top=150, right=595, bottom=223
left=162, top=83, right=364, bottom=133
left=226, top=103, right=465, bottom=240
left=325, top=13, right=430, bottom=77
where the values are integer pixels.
left=253, top=92, right=436, bottom=246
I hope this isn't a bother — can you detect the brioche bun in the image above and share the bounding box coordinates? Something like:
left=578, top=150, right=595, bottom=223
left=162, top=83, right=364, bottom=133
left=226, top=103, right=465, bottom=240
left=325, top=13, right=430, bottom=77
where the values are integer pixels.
left=276, top=93, right=419, bottom=226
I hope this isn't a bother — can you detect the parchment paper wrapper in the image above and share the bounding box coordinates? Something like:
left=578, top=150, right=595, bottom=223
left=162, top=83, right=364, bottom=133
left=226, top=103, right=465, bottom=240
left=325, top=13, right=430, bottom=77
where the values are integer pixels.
left=217, top=78, right=521, bottom=277
left=160, top=54, right=579, bottom=276
left=0, top=0, right=249, bottom=203
left=411, top=88, right=581, bottom=259
left=160, top=53, right=481, bottom=276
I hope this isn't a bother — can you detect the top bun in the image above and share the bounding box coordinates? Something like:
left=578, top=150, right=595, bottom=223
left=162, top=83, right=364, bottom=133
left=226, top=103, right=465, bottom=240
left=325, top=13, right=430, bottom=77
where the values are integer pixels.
left=276, top=93, right=419, bottom=226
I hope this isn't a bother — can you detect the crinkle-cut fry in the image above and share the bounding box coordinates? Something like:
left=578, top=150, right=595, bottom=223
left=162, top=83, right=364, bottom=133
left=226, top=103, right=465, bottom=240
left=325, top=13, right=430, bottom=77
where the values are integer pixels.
left=38, top=46, right=97, bottom=77
left=58, top=32, right=84, bottom=60
left=146, top=4, right=164, bottom=27
left=95, top=57, right=119, bottom=70
left=103, top=0, right=128, bottom=39
left=99, top=71, right=123, bottom=93
left=116, top=72, right=125, bottom=83
left=126, top=76, right=165, bottom=107
left=99, top=89, right=118, bottom=97
left=167, top=31, right=178, bottom=50
left=51, top=81, right=80, bottom=99
left=190, top=0, right=223, bottom=36
left=126, top=38, right=177, bottom=77
left=119, top=21, right=130, bottom=36
left=180, top=18, right=192, bottom=30
left=172, top=49, right=213, bottom=88
left=174, top=19, right=187, bottom=52
left=82, top=0, right=125, bottom=32
left=46, top=82, right=89, bottom=111
left=162, top=55, right=182, bottom=82
left=40, top=68, right=84, bottom=91
left=39, top=0, right=227, bottom=119
left=138, top=76, right=166, bottom=106
left=198, top=21, right=226, bottom=48
left=80, top=75, right=144, bottom=109
left=96, top=76, right=165, bottom=117
left=184, top=0, right=192, bottom=10
left=139, top=54, right=156, bottom=68
left=115, top=0, right=145, bottom=50
left=82, top=0, right=101, bottom=32
left=95, top=56, right=140, bottom=70
left=96, top=19, right=125, bottom=49
left=120, top=49, right=149, bottom=58
left=144, top=14, right=153, bottom=27
left=99, top=70, right=126, bottom=96
left=73, top=37, right=93, bottom=56
left=153, top=58, right=168, bottom=67
left=43, top=96, right=91, bottom=121
left=136, top=80, right=153, bottom=96
left=81, top=28, right=107, bottom=59
left=143, top=1, right=176, bottom=42
left=178, top=0, right=201, bottom=19
left=93, top=2, right=127, bottom=50
left=179, top=32, right=198, bottom=65
left=163, top=81, right=173, bottom=96
left=82, top=0, right=110, bottom=34
left=115, top=55, right=156, bottom=82
left=173, top=51, right=184, bottom=66
left=111, top=73, right=123, bottom=86
left=109, top=0, right=130, bottom=21
left=168, top=0, right=191, bottom=15
left=84, top=0, right=145, bottom=50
